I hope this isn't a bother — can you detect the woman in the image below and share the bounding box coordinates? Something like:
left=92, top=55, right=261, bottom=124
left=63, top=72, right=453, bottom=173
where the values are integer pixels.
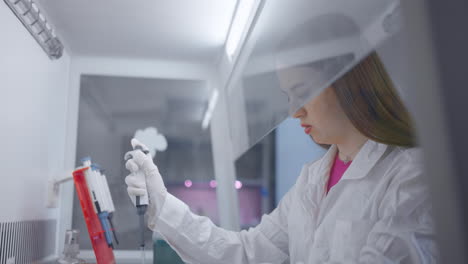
left=125, top=52, right=437, bottom=263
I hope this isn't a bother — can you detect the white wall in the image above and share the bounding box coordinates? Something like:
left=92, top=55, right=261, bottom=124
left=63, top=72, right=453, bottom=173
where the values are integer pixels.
left=0, top=0, right=71, bottom=257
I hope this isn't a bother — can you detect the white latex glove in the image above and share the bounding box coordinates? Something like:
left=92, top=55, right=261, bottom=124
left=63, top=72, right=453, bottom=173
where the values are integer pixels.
left=124, top=138, right=167, bottom=228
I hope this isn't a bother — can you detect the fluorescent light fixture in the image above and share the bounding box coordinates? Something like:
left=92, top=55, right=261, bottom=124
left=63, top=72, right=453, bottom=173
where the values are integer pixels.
left=201, top=89, right=219, bottom=130
left=225, top=0, right=257, bottom=59
left=4, top=0, right=64, bottom=59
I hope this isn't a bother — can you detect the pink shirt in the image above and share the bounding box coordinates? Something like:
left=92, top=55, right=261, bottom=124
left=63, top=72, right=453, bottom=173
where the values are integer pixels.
left=326, top=154, right=352, bottom=193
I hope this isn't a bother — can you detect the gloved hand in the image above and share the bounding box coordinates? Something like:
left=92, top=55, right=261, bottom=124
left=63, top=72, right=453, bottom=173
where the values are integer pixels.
left=124, top=138, right=167, bottom=227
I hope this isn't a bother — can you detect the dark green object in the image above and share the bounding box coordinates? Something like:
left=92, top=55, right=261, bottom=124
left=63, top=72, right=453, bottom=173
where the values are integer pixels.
left=154, top=239, right=185, bottom=264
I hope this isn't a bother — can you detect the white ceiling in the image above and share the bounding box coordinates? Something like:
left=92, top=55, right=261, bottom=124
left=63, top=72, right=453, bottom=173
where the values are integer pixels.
left=37, top=0, right=237, bottom=64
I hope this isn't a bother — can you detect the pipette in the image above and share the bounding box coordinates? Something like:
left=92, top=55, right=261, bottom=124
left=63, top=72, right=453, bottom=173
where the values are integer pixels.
left=124, top=146, right=149, bottom=263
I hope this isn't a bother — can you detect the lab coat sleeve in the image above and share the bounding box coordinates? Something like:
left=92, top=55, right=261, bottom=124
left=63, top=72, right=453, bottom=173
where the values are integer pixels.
left=149, top=189, right=293, bottom=264
left=357, top=158, right=438, bottom=263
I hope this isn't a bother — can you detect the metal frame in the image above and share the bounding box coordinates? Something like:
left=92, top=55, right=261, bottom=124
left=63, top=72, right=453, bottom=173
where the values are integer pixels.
left=402, top=0, right=468, bottom=262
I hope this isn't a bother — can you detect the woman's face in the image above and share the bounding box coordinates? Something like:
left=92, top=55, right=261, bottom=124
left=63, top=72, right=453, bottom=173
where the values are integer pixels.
left=293, top=86, right=351, bottom=144
left=277, top=65, right=353, bottom=145
left=277, top=65, right=323, bottom=116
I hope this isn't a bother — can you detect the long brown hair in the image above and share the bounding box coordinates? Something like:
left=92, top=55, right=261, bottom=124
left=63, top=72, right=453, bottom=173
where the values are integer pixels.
left=332, top=51, right=416, bottom=147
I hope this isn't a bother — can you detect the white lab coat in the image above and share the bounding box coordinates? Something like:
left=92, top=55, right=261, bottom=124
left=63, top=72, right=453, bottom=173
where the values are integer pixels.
left=149, top=140, right=438, bottom=263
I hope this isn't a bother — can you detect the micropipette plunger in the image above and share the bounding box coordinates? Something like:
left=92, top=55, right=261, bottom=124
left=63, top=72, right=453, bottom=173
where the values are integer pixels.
left=124, top=145, right=149, bottom=262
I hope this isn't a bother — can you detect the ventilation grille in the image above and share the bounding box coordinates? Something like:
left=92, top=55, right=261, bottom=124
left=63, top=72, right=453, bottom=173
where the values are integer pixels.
left=0, top=220, right=56, bottom=264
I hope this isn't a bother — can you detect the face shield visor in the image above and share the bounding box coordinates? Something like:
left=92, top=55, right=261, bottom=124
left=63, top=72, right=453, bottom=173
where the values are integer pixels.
left=275, top=53, right=356, bottom=116
left=226, top=1, right=402, bottom=158
left=271, top=9, right=374, bottom=117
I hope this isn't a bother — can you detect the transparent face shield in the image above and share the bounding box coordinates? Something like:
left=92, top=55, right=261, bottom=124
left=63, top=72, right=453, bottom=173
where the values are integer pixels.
left=227, top=0, right=402, bottom=158
left=276, top=54, right=356, bottom=117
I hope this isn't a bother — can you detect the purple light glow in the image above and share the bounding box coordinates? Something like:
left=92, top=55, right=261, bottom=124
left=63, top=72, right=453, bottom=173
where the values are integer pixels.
left=235, top=180, right=243, bottom=189
left=209, top=180, right=217, bottom=188
left=184, top=180, right=193, bottom=188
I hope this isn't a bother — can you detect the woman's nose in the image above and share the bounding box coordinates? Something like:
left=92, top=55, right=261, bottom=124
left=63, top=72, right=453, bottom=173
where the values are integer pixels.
left=292, top=107, right=306, bottom=118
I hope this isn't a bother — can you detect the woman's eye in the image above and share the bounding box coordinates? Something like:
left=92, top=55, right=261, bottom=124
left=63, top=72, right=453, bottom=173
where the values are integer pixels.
left=295, top=86, right=311, bottom=99
left=289, top=83, right=311, bottom=100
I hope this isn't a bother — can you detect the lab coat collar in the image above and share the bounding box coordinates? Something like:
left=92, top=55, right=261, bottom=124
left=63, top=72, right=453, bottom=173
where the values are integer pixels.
left=308, top=145, right=336, bottom=186
left=342, top=139, right=388, bottom=180
left=313, top=139, right=388, bottom=182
